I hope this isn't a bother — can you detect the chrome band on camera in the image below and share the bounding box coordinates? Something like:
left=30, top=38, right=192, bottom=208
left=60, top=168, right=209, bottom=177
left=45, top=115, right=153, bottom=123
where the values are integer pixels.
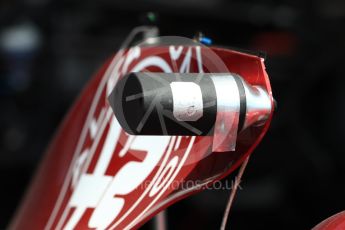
left=210, top=74, right=241, bottom=152
left=242, top=85, right=271, bottom=130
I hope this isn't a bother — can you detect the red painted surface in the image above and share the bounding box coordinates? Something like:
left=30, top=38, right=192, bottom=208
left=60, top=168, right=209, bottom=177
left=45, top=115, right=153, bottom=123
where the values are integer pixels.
left=10, top=45, right=274, bottom=229
left=313, top=211, right=345, bottom=230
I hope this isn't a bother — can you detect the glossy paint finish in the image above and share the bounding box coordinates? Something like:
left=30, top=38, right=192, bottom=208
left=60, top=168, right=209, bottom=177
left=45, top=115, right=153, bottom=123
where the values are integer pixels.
left=313, top=211, right=345, bottom=230
left=10, top=45, right=274, bottom=229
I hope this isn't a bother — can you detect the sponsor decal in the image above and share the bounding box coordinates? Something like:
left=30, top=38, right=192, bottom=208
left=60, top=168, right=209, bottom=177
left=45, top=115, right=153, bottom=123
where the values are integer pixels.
left=46, top=45, right=203, bottom=229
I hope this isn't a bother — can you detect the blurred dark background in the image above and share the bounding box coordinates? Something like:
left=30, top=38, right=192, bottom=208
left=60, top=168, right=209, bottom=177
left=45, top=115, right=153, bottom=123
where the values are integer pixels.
left=1, top=0, right=345, bottom=229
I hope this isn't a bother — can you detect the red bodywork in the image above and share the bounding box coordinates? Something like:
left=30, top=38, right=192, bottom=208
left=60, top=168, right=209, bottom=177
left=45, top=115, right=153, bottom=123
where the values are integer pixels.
left=313, top=211, right=345, bottom=230
left=10, top=46, right=274, bottom=229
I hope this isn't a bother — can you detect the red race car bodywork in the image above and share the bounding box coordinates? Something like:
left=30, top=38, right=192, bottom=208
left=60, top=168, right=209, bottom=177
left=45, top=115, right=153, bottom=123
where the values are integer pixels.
left=10, top=45, right=274, bottom=230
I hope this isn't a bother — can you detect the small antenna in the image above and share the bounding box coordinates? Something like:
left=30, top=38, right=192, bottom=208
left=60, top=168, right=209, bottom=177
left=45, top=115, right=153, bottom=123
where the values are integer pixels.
left=220, top=156, right=250, bottom=230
